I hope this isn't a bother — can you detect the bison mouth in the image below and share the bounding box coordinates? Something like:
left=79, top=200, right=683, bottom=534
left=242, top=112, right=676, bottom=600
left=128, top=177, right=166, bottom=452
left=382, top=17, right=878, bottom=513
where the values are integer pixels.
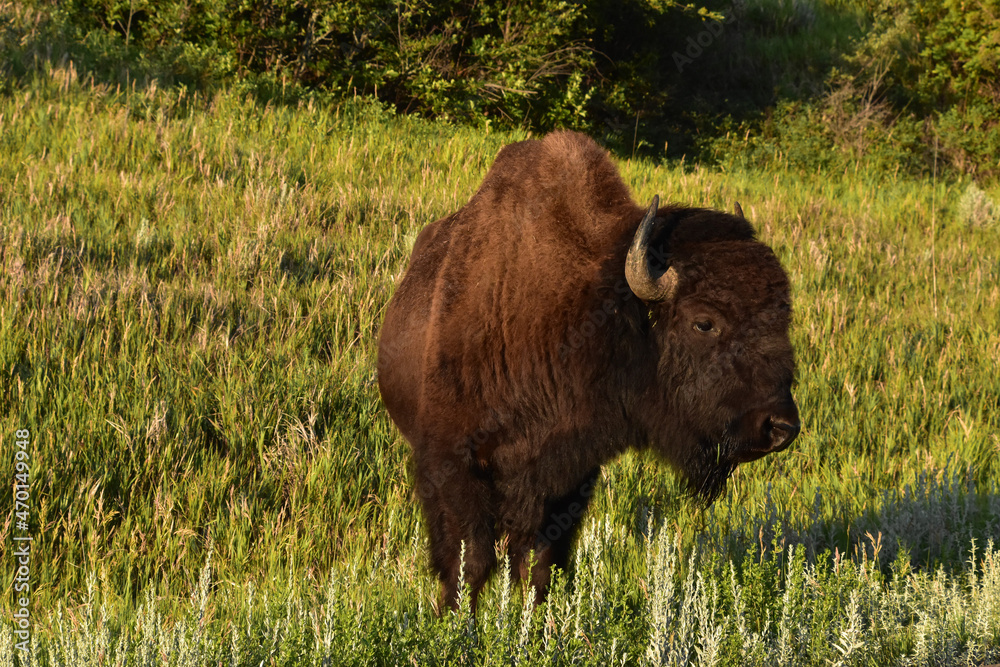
left=685, top=406, right=800, bottom=505
left=688, top=457, right=738, bottom=506
left=684, top=431, right=743, bottom=506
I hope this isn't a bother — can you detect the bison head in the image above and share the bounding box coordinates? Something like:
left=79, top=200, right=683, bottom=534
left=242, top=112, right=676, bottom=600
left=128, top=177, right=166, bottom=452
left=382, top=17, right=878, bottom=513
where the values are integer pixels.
left=627, top=196, right=800, bottom=503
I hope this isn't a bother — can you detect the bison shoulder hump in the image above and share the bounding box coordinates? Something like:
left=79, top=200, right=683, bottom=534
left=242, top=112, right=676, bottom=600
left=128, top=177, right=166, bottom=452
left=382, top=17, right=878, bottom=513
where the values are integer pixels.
left=471, top=132, right=637, bottom=246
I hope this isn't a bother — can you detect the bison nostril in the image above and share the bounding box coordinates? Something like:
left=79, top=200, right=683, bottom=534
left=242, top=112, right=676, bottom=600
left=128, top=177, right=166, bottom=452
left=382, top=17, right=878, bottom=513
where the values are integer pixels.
left=766, top=417, right=800, bottom=451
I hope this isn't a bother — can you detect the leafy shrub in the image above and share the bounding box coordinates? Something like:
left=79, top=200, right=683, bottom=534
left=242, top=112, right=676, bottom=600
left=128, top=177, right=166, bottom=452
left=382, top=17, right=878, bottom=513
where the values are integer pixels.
left=328, top=0, right=595, bottom=127
left=859, top=0, right=1000, bottom=177
left=8, top=0, right=723, bottom=137
left=35, top=0, right=602, bottom=129
left=796, top=0, right=1000, bottom=180
left=7, top=0, right=999, bottom=180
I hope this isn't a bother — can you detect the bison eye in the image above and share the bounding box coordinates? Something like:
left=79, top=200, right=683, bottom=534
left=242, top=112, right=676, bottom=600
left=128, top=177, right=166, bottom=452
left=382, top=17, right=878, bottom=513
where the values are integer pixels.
left=693, top=320, right=715, bottom=333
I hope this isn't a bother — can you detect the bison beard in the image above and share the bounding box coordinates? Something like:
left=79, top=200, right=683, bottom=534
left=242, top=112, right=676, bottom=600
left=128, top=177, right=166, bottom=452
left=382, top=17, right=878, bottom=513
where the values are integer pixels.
left=378, top=130, right=800, bottom=612
left=688, top=434, right=740, bottom=505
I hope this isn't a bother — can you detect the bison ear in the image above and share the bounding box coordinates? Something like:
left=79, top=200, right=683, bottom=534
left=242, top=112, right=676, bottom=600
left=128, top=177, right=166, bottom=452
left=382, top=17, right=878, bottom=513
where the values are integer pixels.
left=626, top=195, right=680, bottom=303
left=734, top=201, right=745, bottom=219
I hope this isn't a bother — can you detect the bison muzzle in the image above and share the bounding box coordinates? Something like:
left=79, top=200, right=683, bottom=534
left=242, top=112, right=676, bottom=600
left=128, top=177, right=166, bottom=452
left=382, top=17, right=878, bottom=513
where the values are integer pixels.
left=377, top=130, right=800, bottom=611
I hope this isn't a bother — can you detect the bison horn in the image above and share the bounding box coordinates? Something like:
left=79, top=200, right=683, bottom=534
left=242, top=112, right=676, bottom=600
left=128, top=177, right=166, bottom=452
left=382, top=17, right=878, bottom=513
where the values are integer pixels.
left=625, top=195, right=679, bottom=303
left=734, top=201, right=745, bottom=219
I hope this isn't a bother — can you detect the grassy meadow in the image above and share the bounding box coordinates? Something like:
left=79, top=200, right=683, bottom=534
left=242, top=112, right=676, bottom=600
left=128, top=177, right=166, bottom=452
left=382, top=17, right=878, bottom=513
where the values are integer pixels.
left=1, top=60, right=1000, bottom=665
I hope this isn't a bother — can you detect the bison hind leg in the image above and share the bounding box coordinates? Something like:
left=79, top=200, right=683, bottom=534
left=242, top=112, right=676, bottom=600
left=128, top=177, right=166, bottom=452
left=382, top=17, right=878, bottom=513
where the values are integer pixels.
left=417, top=468, right=499, bottom=613
left=505, top=468, right=600, bottom=604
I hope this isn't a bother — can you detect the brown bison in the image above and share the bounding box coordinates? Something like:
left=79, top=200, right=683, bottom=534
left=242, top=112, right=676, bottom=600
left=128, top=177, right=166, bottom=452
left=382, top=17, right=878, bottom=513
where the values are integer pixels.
left=377, top=131, right=800, bottom=611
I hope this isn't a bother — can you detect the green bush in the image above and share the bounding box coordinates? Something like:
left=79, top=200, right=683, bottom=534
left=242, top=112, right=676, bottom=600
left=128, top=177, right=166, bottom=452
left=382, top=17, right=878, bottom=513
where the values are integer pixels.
left=719, top=0, right=1000, bottom=181
left=8, top=0, right=716, bottom=135
left=847, top=0, right=1000, bottom=178
left=5, top=0, right=999, bottom=180
left=34, top=0, right=604, bottom=128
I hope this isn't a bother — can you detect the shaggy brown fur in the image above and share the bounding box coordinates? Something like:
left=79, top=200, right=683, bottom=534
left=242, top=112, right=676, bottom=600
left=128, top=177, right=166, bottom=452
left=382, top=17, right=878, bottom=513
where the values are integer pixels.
left=377, top=130, right=800, bottom=611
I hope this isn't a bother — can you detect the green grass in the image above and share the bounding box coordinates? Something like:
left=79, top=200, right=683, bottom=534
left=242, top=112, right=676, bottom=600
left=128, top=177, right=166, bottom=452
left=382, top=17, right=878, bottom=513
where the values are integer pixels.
left=1, top=56, right=999, bottom=665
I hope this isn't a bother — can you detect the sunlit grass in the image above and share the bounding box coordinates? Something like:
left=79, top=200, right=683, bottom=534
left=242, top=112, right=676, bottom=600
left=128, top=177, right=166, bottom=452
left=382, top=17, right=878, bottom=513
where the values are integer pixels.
left=0, top=54, right=998, bottom=665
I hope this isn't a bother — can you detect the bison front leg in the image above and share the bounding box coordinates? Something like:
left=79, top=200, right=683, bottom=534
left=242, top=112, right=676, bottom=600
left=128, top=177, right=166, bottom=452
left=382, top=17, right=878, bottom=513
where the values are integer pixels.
left=416, top=461, right=498, bottom=613
left=505, top=469, right=600, bottom=603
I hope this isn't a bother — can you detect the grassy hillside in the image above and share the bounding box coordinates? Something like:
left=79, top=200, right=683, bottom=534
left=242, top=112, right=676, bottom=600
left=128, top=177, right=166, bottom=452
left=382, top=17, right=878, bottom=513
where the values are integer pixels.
left=1, top=61, right=999, bottom=665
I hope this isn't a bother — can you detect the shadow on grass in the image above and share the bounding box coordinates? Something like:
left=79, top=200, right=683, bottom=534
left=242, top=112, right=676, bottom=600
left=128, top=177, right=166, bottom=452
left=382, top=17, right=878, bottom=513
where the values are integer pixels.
left=692, top=463, right=1000, bottom=576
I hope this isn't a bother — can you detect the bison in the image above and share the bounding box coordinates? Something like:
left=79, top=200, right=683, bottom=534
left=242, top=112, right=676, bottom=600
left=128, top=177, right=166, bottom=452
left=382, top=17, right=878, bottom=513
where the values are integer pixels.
left=377, top=130, right=800, bottom=611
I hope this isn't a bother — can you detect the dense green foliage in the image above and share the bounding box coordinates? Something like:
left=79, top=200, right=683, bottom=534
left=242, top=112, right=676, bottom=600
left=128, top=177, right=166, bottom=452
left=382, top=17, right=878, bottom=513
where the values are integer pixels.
left=711, top=0, right=1000, bottom=180
left=4, top=0, right=999, bottom=179
left=49, top=0, right=597, bottom=127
